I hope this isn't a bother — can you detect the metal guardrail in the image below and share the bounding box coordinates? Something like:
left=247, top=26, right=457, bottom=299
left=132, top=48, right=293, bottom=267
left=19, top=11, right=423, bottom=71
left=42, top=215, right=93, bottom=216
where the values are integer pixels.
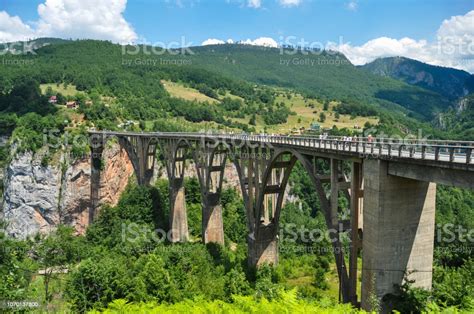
left=89, top=131, right=474, bottom=165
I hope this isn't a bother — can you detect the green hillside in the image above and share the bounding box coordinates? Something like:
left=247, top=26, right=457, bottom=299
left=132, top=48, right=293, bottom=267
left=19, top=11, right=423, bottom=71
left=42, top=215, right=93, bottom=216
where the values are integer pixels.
left=0, top=39, right=453, bottom=122
left=0, top=39, right=437, bottom=139
left=166, top=44, right=452, bottom=120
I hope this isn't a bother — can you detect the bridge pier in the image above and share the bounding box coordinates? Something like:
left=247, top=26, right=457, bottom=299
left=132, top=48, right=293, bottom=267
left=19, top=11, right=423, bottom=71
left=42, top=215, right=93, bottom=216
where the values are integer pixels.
left=248, top=226, right=279, bottom=266
left=169, top=179, right=189, bottom=243
left=202, top=193, right=225, bottom=244
left=361, top=159, right=436, bottom=312
left=195, top=145, right=227, bottom=245
left=90, top=143, right=104, bottom=224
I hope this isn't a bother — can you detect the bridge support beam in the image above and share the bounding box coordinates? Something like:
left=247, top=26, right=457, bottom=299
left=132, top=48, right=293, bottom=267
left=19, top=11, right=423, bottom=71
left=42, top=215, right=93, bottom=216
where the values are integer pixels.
left=361, top=159, right=436, bottom=312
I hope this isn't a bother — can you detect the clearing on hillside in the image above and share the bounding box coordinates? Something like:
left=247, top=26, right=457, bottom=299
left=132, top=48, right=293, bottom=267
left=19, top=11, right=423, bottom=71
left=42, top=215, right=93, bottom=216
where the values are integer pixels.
left=161, top=80, right=220, bottom=104
left=40, top=83, right=84, bottom=97
left=233, top=92, right=379, bottom=133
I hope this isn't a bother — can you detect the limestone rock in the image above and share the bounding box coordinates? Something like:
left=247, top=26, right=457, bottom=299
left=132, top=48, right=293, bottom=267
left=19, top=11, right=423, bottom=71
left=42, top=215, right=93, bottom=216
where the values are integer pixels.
left=2, top=144, right=134, bottom=239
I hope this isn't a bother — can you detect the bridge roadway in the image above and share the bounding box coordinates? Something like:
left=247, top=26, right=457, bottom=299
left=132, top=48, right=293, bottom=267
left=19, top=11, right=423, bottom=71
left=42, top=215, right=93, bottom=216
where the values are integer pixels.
left=90, top=130, right=474, bottom=168
left=88, top=131, right=474, bottom=312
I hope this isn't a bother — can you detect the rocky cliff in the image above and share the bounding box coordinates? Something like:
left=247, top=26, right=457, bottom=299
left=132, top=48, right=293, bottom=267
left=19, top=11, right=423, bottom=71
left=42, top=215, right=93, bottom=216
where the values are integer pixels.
left=2, top=144, right=293, bottom=239
left=1, top=144, right=133, bottom=239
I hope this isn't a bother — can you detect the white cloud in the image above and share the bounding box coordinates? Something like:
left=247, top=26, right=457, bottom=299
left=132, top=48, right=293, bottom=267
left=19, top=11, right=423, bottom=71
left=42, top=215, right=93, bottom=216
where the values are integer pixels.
left=0, top=11, right=35, bottom=42
left=0, top=0, right=137, bottom=44
left=247, top=0, right=262, bottom=8
left=330, top=10, right=474, bottom=72
left=241, top=37, right=278, bottom=47
left=245, top=0, right=302, bottom=9
left=202, top=38, right=226, bottom=45
left=329, top=37, right=432, bottom=66
left=345, top=0, right=358, bottom=11
left=279, top=0, right=302, bottom=7
left=202, top=36, right=278, bottom=48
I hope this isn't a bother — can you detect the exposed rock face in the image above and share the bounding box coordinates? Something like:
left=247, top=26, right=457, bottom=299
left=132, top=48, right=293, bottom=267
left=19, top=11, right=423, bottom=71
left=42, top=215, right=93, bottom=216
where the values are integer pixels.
left=2, top=145, right=134, bottom=239
left=2, top=151, right=62, bottom=238
left=60, top=145, right=134, bottom=235
left=158, top=161, right=242, bottom=191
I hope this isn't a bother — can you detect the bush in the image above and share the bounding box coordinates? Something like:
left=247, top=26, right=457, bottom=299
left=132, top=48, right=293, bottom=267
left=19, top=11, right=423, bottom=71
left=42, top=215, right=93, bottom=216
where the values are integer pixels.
left=66, top=255, right=131, bottom=312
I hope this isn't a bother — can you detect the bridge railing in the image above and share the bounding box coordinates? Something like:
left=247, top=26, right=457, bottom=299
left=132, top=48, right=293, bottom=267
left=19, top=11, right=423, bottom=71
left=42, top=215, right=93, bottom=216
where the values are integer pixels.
left=88, top=131, right=474, bottom=165
left=217, top=134, right=474, bottom=165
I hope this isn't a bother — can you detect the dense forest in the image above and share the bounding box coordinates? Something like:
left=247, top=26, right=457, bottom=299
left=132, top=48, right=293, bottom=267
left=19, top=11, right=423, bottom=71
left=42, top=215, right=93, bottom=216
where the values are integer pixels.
left=0, top=39, right=473, bottom=313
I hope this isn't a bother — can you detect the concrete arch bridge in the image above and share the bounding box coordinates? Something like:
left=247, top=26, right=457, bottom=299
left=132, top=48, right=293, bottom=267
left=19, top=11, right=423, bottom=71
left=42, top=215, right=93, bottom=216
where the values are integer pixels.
left=88, top=131, right=474, bottom=310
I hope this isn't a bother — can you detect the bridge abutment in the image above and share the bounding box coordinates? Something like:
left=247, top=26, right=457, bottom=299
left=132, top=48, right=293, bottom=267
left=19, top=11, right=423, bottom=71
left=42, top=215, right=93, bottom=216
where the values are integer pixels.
left=361, top=159, right=436, bottom=312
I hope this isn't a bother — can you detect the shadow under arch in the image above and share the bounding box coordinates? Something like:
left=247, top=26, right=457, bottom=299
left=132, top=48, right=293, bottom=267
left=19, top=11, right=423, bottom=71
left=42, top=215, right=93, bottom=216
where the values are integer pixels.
left=158, top=137, right=233, bottom=244
left=250, top=147, right=352, bottom=302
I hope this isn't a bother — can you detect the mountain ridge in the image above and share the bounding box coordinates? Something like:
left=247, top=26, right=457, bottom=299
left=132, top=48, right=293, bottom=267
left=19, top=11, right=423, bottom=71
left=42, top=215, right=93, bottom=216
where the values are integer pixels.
left=361, top=56, right=473, bottom=100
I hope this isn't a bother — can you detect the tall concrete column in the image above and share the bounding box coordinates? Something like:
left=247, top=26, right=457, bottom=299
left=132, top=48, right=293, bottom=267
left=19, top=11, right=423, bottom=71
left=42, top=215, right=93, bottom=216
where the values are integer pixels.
left=202, top=193, right=224, bottom=245
left=248, top=225, right=278, bottom=267
left=90, top=144, right=104, bottom=225
left=361, top=159, right=436, bottom=312
left=169, top=180, right=189, bottom=243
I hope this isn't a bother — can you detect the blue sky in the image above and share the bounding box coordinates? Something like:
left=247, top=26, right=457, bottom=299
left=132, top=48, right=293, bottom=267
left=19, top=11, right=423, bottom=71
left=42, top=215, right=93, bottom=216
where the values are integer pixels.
left=0, top=0, right=473, bottom=71
left=126, top=0, right=472, bottom=46
left=2, top=0, right=472, bottom=45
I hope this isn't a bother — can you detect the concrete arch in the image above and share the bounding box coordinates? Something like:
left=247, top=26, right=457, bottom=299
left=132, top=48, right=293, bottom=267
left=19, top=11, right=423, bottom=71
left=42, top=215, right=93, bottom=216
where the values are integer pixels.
left=254, top=150, right=297, bottom=231
left=159, top=138, right=231, bottom=245
left=247, top=148, right=354, bottom=303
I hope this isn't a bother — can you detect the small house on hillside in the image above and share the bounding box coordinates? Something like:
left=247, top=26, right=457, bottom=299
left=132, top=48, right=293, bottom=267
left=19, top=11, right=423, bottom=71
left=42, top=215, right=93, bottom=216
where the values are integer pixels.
left=66, top=101, right=77, bottom=109
left=48, top=96, right=57, bottom=104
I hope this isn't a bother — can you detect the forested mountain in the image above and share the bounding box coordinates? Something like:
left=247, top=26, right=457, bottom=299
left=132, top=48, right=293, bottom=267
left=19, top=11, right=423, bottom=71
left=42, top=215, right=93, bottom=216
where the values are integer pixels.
left=173, top=44, right=453, bottom=120
left=361, top=56, right=474, bottom=100
left=1, top=39, right=453, bottom=121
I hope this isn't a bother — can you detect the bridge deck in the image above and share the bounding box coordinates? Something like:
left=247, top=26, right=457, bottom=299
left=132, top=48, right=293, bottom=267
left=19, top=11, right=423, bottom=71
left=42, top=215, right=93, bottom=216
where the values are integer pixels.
left=89, top=131, right=474, bottom=171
